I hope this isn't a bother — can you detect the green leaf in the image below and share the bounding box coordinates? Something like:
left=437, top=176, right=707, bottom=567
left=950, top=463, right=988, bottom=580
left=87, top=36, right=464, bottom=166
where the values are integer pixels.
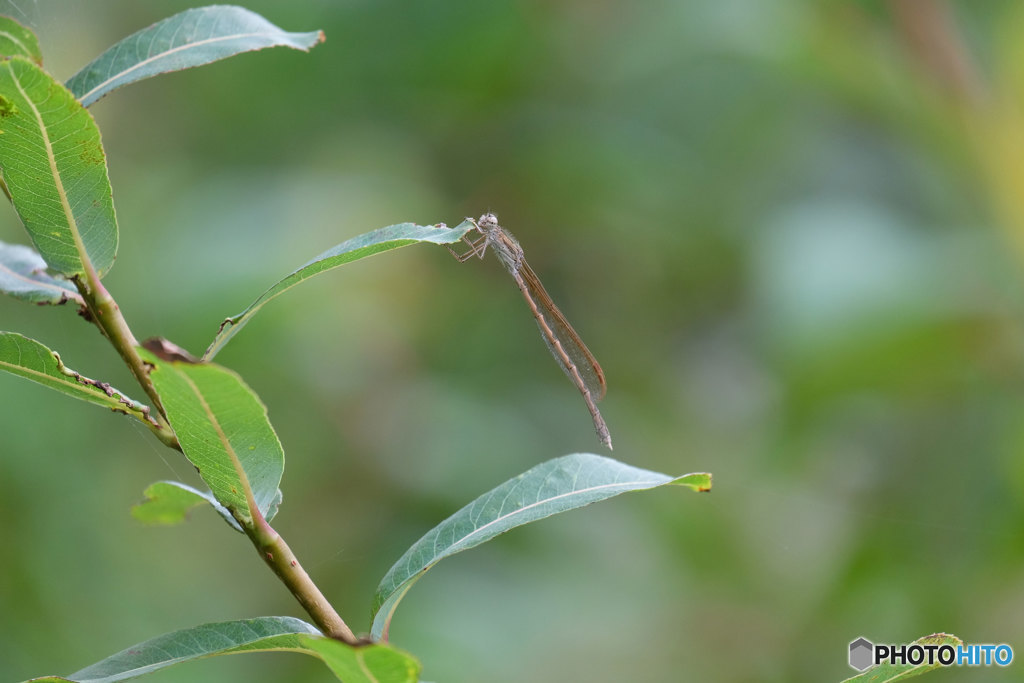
left=66, top=6, right=324, bottom=107
left=300, top=636, right=421, bottom=683
left=371, top=453, right=712, bottom=639
left=0, top=240, right=82, bottom=305
left=24, top=616, right=321, bottom=683
left=132, top=480, right=243, bottom=532
left=140, top=350, right=284, bottom=525
left=0, top=56, right=117, bottom=278
left=841, top=634, right=964, bottom=682
left=0, top=332, right=151, bottom=423
left=0, top=15, right=41, bottom=63
left=203, top=220, right=473, bottom=361
left=22, top=618, right=422, bottom=683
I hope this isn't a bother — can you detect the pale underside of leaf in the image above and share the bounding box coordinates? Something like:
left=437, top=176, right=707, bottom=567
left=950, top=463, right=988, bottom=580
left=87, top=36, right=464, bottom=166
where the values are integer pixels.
left=132, top=480, right=243, bottom=532
left=370, top=453, right=711, bottom=639
left=0, top=331, right=150, bottom=422
left=202, top=221, right=473, bottom=361
left=22, top=618, right=422, bottom=683
left=0, top=56, right=118, bottom=278
left=0, top=240, right=82, bottom=304
left=67, top=5, right=325, bottom=107
left=140, top=349, right=285, bottom=524
left=28, top=617, right=321, bottom=683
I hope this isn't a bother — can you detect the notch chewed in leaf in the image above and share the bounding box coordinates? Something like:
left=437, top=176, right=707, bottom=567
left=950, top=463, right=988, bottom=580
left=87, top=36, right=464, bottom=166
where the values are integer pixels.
left=0, top=332, right=153, bottom=426
left=66, top=5, right=325, bottom=107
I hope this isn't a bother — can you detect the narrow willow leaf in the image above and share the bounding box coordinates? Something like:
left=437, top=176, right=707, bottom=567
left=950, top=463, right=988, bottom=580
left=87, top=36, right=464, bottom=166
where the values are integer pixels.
left=0, top=241, right=82, bottom=305
left=0, top=332, right=150, bottom=422
left=132, top=480, right=243, bottom=532
left=0, top=56, right=117, bottom=278
left=300, top=636, right=421, bottom=683
left=203, top=221, right=473, bottom=361
left=841, top=634, right=964, bottom=682
left=0, top=15, right=41, bottom=63
left=140, top=349, right=284, bottom=525
left=23, top=617, right=323, bottom=683
left=21, top=618, right=422, bottom=683
left=66, top=6, right=324, bottom=107
left=371, top=453, right=712, bottom=639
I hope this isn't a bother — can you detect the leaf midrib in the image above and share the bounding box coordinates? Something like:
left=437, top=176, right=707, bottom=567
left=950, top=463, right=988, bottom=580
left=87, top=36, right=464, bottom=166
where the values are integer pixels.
left=411, top=478, right=659, bottom=568
left=1, top=356, right=96, bottom=398
left=0, top=29, right=31, bottom=58
left=0, top=352, right=148, bottom=419
left=77, top=31, right=280, bottom=104
left=178, top=369, right=257, bottom=520
left=0, top=259, right=82, bottom=302
left=8, top=61, right=96, bottom=281
left=354, top=650, right=378, bottom=683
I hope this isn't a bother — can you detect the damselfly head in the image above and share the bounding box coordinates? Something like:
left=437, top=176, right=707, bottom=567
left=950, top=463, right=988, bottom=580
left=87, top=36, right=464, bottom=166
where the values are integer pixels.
left=477, top=213, right=499, bottom=232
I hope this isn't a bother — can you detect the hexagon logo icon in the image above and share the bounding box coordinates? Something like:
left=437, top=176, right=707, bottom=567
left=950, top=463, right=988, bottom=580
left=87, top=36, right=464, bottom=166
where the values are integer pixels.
left=849, top=637, right=874, bottom=672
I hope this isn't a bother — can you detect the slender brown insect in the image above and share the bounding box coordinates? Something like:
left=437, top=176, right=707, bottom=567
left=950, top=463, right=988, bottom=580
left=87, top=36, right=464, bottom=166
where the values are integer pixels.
left=448, top=213, right=612, bottom=449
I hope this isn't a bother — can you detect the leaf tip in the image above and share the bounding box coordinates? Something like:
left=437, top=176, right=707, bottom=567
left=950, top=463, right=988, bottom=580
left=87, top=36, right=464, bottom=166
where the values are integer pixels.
left=673, top=472, right=712, bottom=492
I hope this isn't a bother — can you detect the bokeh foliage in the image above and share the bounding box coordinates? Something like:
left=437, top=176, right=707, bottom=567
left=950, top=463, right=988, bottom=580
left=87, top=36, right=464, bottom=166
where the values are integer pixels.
left=1, top=1, right=1021, bottom=681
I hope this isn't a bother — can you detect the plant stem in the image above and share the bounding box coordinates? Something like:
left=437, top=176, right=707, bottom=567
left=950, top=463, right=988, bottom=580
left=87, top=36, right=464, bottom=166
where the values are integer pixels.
left=75, top=276, right=180, bottom=451
left=76, top=260, right=352, bottom=641
left=178, top=356, right=356, bottom=643
left=247, top=512, right=357, bottom=643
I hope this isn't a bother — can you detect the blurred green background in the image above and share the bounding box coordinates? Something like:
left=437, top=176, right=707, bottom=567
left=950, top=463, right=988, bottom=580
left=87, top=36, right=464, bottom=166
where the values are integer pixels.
left=2, top=0, right=1023, bottom=681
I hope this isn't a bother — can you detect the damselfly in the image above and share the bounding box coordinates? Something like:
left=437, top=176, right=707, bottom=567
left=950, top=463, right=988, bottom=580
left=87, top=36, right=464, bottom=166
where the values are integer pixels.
left=448, top=214, right=612, bottom=449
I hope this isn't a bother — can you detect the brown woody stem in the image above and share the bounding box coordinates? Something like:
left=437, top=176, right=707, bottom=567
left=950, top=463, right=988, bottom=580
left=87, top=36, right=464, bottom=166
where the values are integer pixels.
left=246, top=512, right=357, bottom=643
left=75, top=276, right=180, bottom=451
left=77, top=261, right=353, bottom=641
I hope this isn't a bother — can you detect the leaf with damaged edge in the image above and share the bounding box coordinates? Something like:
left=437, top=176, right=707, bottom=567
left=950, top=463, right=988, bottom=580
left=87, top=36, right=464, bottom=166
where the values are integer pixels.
left=371, top=453, right=712, bottom=639
left=203, top=221, right=473, bottom=360
left=0, top=15, right=41, bottom=63
left=140, top=349, right=284, bottom=525
left=300, top=636, right=421, bottom=683
left=133, top=481, right=243, bottom=532
left=22, top=617, right=323, bottom=683
left=0, top=56, right=118, bottom=278
left=0, top=241, right=82, bottom=305
left=0, top=332, right=151, bottom=423
left=840, top=634, right=964, bottom=682
left=67, top=6, right=324, bottom=107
